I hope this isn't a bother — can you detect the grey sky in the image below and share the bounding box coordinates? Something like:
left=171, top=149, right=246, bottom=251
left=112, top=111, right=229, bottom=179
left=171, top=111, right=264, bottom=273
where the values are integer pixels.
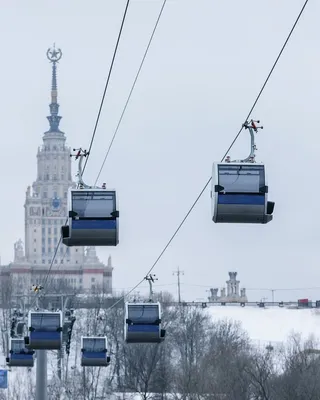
left=0, top=0, right=318, bottom=302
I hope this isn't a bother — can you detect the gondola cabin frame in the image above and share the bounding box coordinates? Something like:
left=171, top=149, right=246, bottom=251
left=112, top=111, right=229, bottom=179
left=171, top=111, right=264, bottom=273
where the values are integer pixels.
left=211, top=162, right=274, bottom=224
left=80, top=336, right=110, bottom=367
left=62, top=188, right=119, bottom=247
left=124, top=302, right=165, bottom=344
left=25, top=311, right=63, bottom=350
left=6, top=338, right=35, bottom=368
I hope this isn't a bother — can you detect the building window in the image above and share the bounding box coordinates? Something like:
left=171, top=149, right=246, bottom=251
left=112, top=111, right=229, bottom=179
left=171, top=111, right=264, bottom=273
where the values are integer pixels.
left=42, top=259, right=45, bottom=264
left=91, top=277, right=95, bottom=283
left=34, top=229, right=36, bottom=233
left=44, top=192, right=47, bottom=198
left=42, top=247, right=45, bottom=254
left=64, top=192, right=67, bottom=199
left=48, top=228, right=51, bottom=234
left=55, top=259, right=58, bottom=264
left=42, top=227, right=45, bottom=234
left=75, top=249, right=78, bottom=252
left=34, top=239, right=36, bottom=242
left=34, top=249, right=36, bottom=252
left=54, top=227, right=57, bottom=235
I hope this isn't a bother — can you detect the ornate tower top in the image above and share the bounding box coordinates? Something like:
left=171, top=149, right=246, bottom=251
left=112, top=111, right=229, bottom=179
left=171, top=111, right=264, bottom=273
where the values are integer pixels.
left=46, top=44, right=63, bottom=133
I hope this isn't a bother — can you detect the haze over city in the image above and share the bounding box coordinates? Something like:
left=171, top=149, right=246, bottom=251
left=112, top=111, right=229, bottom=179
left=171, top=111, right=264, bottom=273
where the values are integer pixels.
left=0, top=0, right=318, bottom=302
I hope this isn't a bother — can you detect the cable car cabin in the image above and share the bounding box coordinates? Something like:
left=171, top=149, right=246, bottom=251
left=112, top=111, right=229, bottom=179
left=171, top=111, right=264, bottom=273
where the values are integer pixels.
left=211, top=162, right=275, bottom=224
left=25, top=311, right=62, bottom=350
left=124, top=302, right=166, bottom=344
left=6, top=338, right=35, bottom=367
left=61, top=189, right=119, bottom=247
left=81, top=336, right=110, bottom=367
left=16, top=321, right=26, bottom=336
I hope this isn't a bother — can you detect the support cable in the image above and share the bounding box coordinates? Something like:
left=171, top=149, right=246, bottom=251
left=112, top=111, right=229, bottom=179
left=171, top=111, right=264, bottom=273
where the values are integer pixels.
left=104, top=0, right=310, bottom=312
left=94, top=0, right=168, bottom=186
left=82, top=0, right=131, bottom=175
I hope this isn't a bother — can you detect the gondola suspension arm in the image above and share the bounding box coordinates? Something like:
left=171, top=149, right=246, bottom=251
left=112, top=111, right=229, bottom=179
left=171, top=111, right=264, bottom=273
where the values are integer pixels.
left=71, top=148, right=106, bottom=189
left=70, top=148, right=91, bottom=189
left=225, top=119, right=263, bottom=163
left=145, top=274, right=157, bottom=302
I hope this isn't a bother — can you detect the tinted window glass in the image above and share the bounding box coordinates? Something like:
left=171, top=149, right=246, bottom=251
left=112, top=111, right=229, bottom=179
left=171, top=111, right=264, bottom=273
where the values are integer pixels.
left=83, top=338, right=106, bottom=351
left=128, top=304, right=159, bottom=323
left=31, top=313, right=61, bottom=330
left=218, top=165, right=265, bottom=193
left=72, top=191, right=115, bottom=218
left=11, top=340, right=24, bottom=352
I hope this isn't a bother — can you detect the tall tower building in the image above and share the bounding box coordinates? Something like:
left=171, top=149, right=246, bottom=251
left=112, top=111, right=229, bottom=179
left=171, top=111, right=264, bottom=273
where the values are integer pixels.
left=7, top=46, right=113, bottom=294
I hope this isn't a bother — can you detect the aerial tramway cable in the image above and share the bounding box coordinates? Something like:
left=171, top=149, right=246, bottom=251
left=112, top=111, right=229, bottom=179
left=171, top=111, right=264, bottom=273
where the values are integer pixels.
left=105, top=0, right=310, bottom=312
left=32, top=0, right=168, bottom=304
left=82, top=0, right=131, bottom=176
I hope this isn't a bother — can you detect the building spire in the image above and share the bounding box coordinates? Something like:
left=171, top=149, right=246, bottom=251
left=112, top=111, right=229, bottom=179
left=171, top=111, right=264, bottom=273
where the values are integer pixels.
left=46, top=44, right=63, bottom=132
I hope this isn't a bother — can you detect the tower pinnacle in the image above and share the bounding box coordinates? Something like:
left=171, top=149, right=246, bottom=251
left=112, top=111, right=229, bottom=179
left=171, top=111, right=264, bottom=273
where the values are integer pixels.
left=46, top=44, right=63, bottom=133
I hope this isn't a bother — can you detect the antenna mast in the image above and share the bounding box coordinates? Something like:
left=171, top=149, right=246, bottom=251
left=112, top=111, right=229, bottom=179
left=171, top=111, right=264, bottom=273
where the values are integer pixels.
left=173, top=267, right=184, bottom=304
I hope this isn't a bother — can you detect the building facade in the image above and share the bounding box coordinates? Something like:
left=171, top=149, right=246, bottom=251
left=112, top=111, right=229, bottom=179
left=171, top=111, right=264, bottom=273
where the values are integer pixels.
left=3, top=46, right=113, bottom=295
left=208, top=272, right=248, bottom=303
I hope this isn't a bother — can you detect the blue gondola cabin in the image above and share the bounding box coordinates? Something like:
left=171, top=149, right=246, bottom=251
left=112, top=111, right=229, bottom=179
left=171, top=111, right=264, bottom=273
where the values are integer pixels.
left=211, top=162, right=275, bottom=224
left=62, top=189, right=119, bottom=247
left=124, top=302, right=166, bottom=343
left=81, top=336, right=110, bottom=367
left=25, top=311, right=62, bottom=350
left=6, top=338, right=35, bottom=367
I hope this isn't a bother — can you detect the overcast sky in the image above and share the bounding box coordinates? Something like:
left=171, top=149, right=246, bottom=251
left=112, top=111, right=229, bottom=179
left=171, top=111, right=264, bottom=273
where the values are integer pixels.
left=0, top=0, right=318, bottom=303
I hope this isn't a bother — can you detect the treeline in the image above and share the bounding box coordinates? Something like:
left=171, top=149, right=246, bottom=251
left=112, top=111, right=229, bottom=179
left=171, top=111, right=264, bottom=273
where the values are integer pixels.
left=59, top=292, right=320, bottom=400
left=1, top=284, right=320, bottom=399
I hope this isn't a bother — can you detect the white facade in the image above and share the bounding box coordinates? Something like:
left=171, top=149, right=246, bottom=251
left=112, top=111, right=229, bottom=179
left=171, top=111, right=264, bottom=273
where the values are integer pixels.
left=6, top=47, right=113, bottom=294
left=208, top=271, right=248, bottom=303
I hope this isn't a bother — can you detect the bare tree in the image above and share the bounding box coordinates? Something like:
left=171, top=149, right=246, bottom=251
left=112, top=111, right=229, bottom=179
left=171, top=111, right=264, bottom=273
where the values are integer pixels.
left=201, top=319, right=252, bottom=400
left=171, top=306, right=211, bottom=400
left=272, top=333, right=320, bottom=400
left=243, top=347, right=277, bottom=400
left=123, top=343, right=164, bottom=400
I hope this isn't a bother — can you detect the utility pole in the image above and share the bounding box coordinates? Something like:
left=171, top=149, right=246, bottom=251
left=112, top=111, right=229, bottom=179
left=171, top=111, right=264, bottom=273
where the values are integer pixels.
left=173, top=267, right=184, bottom=304
left=271, top=289, right=275, bottom=303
